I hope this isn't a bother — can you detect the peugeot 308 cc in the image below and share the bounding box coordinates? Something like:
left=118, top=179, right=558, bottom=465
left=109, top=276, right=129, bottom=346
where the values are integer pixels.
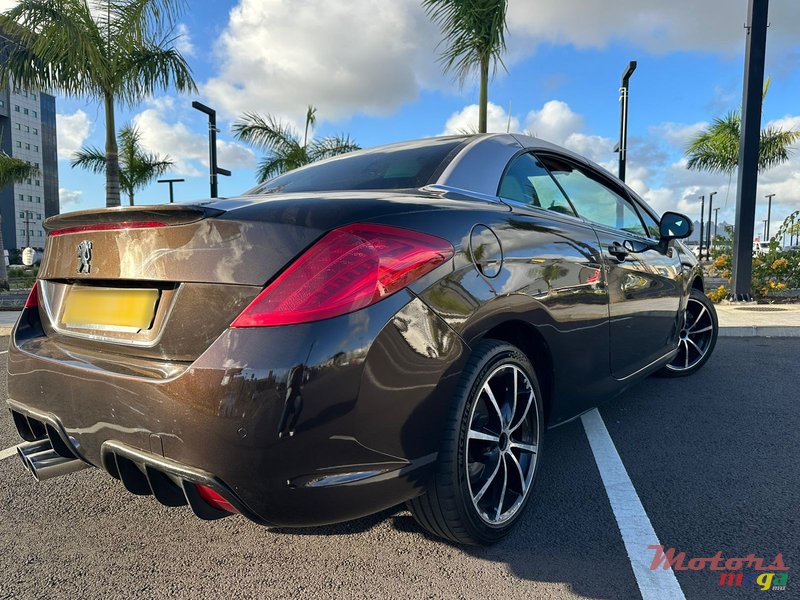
left=7, top=134, right=717, bottom=544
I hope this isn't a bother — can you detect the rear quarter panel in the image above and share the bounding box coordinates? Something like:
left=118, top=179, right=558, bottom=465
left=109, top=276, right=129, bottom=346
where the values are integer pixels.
left=367, top=203, right=614, bottom=425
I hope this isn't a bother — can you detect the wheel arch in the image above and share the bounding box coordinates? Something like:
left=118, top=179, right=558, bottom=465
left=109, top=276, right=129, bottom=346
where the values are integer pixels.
left=478, top=320, right=555, bottom=423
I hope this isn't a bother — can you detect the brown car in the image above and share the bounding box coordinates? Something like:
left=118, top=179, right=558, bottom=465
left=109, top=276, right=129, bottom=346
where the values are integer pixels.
left=7, top=135, right=715, bottom=544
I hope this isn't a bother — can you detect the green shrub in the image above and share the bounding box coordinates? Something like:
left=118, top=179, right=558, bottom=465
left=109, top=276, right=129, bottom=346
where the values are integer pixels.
left=709, top=211, right=800, bottom=300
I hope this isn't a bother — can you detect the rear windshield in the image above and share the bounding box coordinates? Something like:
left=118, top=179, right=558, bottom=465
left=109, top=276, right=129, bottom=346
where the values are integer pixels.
left=244, top=138, right=465, bottom=195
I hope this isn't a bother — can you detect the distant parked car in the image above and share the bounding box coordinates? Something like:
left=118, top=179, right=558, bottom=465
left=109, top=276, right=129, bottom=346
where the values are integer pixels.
left=8, top=133, right=717, bottom=545
left=753, top=241, right=771, bottom=256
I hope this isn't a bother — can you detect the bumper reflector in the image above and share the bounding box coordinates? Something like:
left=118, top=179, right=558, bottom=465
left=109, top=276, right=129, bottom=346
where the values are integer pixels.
left=196, top=484, right=237, bottom=513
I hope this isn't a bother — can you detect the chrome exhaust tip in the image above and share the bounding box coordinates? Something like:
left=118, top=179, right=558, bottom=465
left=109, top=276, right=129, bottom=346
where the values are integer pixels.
left=17, top=439, right=90, bottom=481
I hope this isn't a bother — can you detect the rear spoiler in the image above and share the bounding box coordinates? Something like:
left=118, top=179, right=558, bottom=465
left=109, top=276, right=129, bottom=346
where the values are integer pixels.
left=44, top=205, right=225, bottom=235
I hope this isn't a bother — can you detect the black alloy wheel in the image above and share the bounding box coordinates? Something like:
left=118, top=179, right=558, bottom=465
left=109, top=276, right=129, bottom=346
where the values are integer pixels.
left=408, top=340, right=543, bottom=545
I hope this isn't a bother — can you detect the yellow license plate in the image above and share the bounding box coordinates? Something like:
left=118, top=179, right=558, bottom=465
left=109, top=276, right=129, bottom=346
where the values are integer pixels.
left=61, top=287, right=160, bottom=331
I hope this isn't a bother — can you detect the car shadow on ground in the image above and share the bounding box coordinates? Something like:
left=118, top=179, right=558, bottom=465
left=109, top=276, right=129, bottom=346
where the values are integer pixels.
left=270, top=419, right=638, bottom=599
left=269, top=506, right=403, bottom=537
left=404, top=420, right=638, bottom=599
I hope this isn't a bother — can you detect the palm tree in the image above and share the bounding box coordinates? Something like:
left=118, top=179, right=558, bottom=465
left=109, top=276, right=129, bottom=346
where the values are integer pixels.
left=233, top=106, right=360, bottom=182
left=72, top=124, right=173, bottom=206
left=0, top=153, right=38, bottom=188
left=686, top=112, right=800, bottom=174
left=0, top=0, right=196, bottom=207
left=686, top=80, right=800, bottom=174
left=0, top=153, right=39, bottom=289
left=423, top=0, right=508, bottom=133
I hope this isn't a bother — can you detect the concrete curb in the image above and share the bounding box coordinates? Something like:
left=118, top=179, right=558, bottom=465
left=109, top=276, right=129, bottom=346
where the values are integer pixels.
left=0, top=326, right=13, bottom=336
left=719, top=326, right=800, bottom=338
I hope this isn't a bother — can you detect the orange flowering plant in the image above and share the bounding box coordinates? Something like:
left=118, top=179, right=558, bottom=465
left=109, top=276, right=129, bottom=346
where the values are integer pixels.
left=706, top=212, right=800, bottom=302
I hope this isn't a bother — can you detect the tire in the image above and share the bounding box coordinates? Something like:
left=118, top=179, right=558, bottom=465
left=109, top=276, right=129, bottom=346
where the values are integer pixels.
left=407, top=339, right=544, bottom=545
left=657, top=288, right=718, bottom=378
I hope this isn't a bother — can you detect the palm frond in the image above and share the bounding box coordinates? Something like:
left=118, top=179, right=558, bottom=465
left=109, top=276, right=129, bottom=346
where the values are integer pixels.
left=0, top=152, right=39, bottom=187
left=685, top=111, right=741, bottom=174
left=423, top=0, right=508, bottom=84
left=308, top=135, right=360, bottom=162
left=70, top=146, right=108, bottom=174
left=759, top=127, right=800, bottom=172
left=104, top=0, right=186, bottom=42
left=257, top=155, right=292, bottom=183
left=236, top=109, right=360, bottom=181
left=72, top=123, right=172, bottom=195
left=686, top=108, right=800, bottom=175
left=0, top=0, right=108, bottom=96
left=233, top=112, right=302, bottom=155
left=115, top=39, right=196, bottom=102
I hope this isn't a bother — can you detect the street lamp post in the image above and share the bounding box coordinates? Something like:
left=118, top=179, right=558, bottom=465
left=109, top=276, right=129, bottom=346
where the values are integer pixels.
left=698, top=195, right=705, bottom=261
left=617, top=61, right=637, bottom=182
left=763, top=219, right=769, bottom=240
left=713, top=207, right=720, bottom=248
left=157, top=178, right=185, bottom=204
left=705, top=191, right=717, bottom=261
left=764, top=193, right=775, bottom=240
left=191, top=101, right=231, bottom=198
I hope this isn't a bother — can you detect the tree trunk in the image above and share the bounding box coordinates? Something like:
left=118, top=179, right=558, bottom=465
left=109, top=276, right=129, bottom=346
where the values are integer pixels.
left=104, top=93, right=121, bottom=208
left=128, top=190, right=135, bottom=206
left=478, top=57, right=489, bottom=133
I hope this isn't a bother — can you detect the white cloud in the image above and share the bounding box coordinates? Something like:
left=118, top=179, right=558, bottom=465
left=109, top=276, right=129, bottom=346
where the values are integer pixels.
left=440, top=98, right=800, bottom=236
left=59, top=188, right=83, bottom=209
left=55, top=110, right=91, bottom=161
left=175, top=23, right=195, bottom=57
left=132, top=102, right=257, bottom=178
left=441, top=103, right=519, bottom=135
left=524, top=101, right=584, bottom=145
left=203, top=0, right=443, bottom=124
left=201, top=0, right=800, bottom=128
left=768, top=115, right=800, bottom=133
left=506, top=0, right=800, bottom=56
left=649, top=122, right=709, bottom=150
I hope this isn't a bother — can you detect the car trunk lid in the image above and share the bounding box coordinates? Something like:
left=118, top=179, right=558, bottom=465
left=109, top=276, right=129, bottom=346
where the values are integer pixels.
left=36, top=204, right=327, bottom=361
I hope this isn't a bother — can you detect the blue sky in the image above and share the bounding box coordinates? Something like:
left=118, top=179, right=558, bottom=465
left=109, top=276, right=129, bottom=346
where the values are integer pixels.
left=32, top=0, right=800, bottom=236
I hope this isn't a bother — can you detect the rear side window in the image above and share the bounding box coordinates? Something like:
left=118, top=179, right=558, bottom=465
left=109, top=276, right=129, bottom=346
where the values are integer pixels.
left=540, top=155, right=647, bottom=236
left=498, top=153, right=576, bottom=216
left=245, top=138, right=465, bottom=195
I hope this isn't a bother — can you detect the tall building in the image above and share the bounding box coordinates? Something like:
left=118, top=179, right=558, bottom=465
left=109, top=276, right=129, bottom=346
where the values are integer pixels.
left=0, top=32, right=60, bottom=253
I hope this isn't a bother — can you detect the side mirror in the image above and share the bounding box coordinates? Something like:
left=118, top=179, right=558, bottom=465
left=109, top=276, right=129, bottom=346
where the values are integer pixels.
left=659, top=211, right=693, bottom=240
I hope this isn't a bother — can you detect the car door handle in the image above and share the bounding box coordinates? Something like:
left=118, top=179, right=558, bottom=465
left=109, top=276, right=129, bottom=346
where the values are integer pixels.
left=607, top=242, right=629, bottom=261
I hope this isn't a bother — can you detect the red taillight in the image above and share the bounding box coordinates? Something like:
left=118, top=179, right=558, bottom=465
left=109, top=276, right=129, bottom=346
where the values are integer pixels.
left=231, top=223, right=454, bottom=328
left=195, top=484, right=237, bottom=513
left=24, top=280, right=39, bottom=308
left=49, top=221, right=167, bottom=236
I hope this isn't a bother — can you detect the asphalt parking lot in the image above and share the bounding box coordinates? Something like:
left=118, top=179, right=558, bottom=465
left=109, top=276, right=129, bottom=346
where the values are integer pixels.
left=0, top=336, right=797, bottom=600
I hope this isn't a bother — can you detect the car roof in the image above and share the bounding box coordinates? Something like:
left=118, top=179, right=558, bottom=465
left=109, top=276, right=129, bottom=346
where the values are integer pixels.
left=431, top=132, right=622, bottom=198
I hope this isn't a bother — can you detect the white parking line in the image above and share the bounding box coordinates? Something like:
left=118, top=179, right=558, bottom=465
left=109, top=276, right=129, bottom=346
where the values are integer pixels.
left=0, top=350, right=7, bottom=354
left=582, top=408, right=685, bottom=600
left=0, top=445, right=19, bottom=461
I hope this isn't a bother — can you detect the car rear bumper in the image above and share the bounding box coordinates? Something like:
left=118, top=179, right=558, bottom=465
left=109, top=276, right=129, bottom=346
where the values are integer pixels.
left=7, top=291, right=467, bottom=527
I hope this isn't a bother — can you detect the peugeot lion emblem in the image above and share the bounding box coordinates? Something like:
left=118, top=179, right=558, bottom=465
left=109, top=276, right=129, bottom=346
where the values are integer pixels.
left=77, top=240, right=93, bottom=274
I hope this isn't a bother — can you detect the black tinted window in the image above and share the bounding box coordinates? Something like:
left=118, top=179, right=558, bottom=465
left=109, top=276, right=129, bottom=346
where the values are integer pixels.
left=499, top=153, right=576, bottom=216
left=540, top=156, right=647, bottom=236
left=245, top=138, right=465, bottom=195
